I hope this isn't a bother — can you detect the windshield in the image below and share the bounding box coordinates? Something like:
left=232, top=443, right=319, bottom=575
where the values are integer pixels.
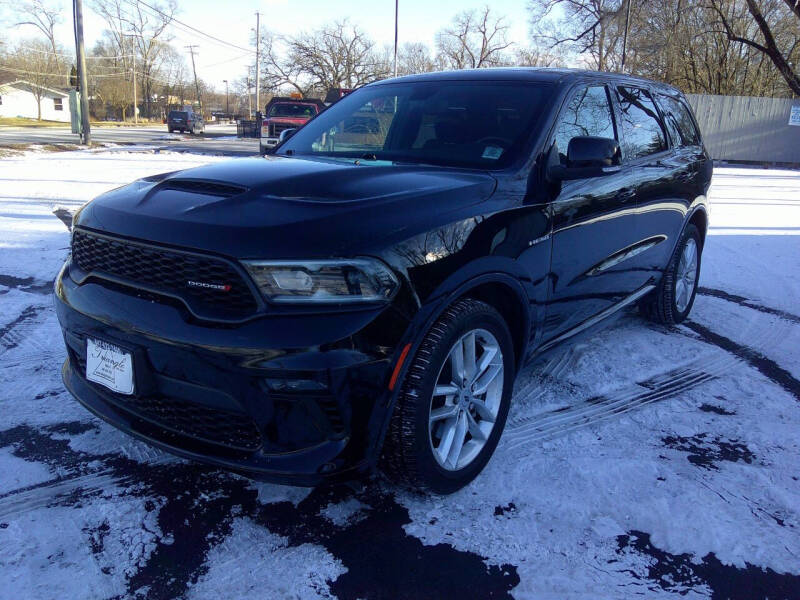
left=168, top=111, right=187, bottom=119
left=268, top=103, right=318, bottom=118
left=277, top=80, right=554, bottom=169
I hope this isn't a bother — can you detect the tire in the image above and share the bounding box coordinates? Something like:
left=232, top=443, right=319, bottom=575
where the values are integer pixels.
left=382, top=298, right=515, bottom=494
left=640, top=223, right=702, bottom=325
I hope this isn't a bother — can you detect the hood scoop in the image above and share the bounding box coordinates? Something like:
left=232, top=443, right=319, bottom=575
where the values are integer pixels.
left=158, top=179, right=248, bottom=198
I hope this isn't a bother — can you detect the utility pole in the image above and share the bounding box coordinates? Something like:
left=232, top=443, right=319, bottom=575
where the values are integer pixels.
left=621, top=0, right=632, bottom=73
left=247, top=77, right=252, bottom=117
left=186, top=45, right=202, bottom=114
left=122, top=33, right=138, bottom=123
left=393, top=0, right=398, bottom=78
left=132, top=52, right=137, bottom=123
left=255, top=12, right=261, bottom=116
left=72, top=0, right=90, bottom=144
left=223, top=79, right=229, bottom=115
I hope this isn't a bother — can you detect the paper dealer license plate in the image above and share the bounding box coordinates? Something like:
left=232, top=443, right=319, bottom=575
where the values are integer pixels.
left=86, top=338, right=134, bottom=395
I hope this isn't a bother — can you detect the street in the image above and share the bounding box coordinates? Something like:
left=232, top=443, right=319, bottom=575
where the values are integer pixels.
left=0, top=123, right=259, bottom=156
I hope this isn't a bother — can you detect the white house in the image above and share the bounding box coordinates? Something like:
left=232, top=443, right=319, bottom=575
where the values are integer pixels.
left=0, top=80, right=72, bottom=123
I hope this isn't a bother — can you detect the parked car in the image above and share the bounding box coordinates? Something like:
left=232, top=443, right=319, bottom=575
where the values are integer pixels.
left=56, top=69, right=711, bottom=493
left=259, top=97, right=325, bottom=153
left=167, top=110, right=204, bottom=134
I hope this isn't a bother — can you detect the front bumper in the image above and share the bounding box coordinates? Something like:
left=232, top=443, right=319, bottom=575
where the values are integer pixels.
left=55, top=263, right=402, bottom=486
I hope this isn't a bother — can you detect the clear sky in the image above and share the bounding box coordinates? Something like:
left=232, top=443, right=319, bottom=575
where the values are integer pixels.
left=4, top=0, right=534, bottom=89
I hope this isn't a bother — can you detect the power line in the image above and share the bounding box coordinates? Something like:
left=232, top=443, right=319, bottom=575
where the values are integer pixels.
left=198, top=51, right=253, bottom=70
left=12, top=44, right=136, bottom=60
left=0, top=65, right=127, bottom=78
left=120, top=0, right=252, bottom=54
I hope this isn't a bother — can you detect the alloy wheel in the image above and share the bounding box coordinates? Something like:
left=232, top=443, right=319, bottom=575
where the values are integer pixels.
left=675, top=237, right=698, bottom=312
left=428, top=328, right=504, bottom=471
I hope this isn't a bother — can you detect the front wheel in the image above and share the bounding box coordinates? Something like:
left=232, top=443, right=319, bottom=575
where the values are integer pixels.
left=641, top=223, right=702, bottom=325
left=382, top=298, right=515, bottom=494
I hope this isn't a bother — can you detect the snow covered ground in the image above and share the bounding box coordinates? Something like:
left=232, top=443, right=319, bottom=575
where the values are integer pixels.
left=1, top=149, right=798, bottom=599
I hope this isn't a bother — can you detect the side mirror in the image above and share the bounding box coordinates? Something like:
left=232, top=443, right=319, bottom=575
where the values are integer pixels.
left=278, top=128, right=297, bottom=143
left=549, top=136, right=621, bottom=181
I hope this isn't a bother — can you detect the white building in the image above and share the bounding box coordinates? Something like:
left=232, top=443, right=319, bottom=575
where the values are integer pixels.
left=0, top=80, right=72, bottom=123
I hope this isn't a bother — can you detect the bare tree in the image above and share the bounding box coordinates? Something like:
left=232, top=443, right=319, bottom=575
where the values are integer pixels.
left=259, top=20, right=387, bottom=96
left=708, top=0, right=800, bottom=95
left=10, top=0, right=61, bottom=55
left=397, top=42, right=436, bottom=75
left=89, top=34, right=134, bottom=119
left=435, top=6, right=514, bottom=69
left=258, top=29, right=307, bottom=96
left=288, top=21, right=387, bottom=91
left=528, top=0, right=627, bottom=71
left=91, top=0, right=177, bottom=118
left=3, top=39, right=68, bottom=119
left=514, top=45, right=565, bottom=67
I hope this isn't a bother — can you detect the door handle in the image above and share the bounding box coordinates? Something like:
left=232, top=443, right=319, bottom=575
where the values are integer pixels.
left=616, top=188, right=636, bottom=202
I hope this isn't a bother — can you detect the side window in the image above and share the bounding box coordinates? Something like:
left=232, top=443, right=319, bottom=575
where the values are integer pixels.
left=552, top=86, right=616, bottom=166
left=615, top=86, right=667, bottom=160
left=658, top=94, right=701, bottom=147
left=53, top=97, right=63, bottom=111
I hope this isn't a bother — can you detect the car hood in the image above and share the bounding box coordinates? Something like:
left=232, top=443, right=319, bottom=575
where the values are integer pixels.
left=76, top=156, right=497, bottom=258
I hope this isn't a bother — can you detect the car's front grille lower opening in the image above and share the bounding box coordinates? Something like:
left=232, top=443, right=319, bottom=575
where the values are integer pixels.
left=118, top=394, right=262, bottom=452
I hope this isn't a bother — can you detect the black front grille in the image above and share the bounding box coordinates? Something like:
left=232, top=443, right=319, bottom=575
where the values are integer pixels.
left=118, top=394, right=262, bottom=452
left=71, top=229, right=259, bottom=320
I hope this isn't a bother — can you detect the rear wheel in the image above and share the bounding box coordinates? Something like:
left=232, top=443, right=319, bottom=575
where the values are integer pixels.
left=382, top=298, right=515, bottom=494
left=641, top=223, right=702, bottom=325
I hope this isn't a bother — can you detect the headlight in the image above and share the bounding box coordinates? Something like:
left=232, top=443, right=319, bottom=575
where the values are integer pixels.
left=242, top=258, right=399, bottom=304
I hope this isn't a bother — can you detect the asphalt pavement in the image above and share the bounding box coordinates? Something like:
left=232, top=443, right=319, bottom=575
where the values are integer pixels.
left=0, top=123, right=260, bottom=156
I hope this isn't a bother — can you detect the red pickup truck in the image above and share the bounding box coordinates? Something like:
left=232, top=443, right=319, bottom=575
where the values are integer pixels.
left=259, top=97, right=326, bottom=154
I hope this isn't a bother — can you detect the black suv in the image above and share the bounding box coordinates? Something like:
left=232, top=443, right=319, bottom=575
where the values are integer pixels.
left=56, top=69, right=711, bottom=493
left=167, top=110, right=204, bottom=135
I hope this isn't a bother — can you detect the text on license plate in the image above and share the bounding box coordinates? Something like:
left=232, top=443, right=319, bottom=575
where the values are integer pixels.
left=86, top=338, right=134, bottom=395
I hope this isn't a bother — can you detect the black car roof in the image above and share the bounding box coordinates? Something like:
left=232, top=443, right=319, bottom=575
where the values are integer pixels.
left=373, top=67, right=681, bottom=95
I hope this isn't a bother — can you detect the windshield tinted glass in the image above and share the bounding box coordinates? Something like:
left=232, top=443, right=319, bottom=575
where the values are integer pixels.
left=277, top=81, right=554, bottom=168
left=168, top=111, right=187, bottom=119
left=269, top=103, right=317, bottom=118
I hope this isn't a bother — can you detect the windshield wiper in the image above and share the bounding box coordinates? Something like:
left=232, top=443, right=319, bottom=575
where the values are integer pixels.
left=359, top=153, right=378, bottom=160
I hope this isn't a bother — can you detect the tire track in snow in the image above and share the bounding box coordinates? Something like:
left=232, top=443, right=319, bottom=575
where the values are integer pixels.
left=504, top=286, right=797, bottom=451
left=0, top=305, right=47, bottom=353
left=698, top=287, right=800, bottom=325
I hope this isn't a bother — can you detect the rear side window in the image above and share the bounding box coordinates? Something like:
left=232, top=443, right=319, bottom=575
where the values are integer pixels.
left=657, top=94, right=701, bottom=147
left=615, top=86, right=667, bottom=160
left=552, top=86, right=616, bottom=166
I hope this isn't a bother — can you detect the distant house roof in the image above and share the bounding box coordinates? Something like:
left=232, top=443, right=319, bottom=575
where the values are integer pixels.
left=0, top=80, right=70, bottom=97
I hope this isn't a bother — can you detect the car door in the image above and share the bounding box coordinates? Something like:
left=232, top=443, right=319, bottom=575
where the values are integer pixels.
left=645, top=92, right=710, bottom=269
left=609, top=85, right=683, bottom=286
left=540, top=83, right=645, bottom=341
